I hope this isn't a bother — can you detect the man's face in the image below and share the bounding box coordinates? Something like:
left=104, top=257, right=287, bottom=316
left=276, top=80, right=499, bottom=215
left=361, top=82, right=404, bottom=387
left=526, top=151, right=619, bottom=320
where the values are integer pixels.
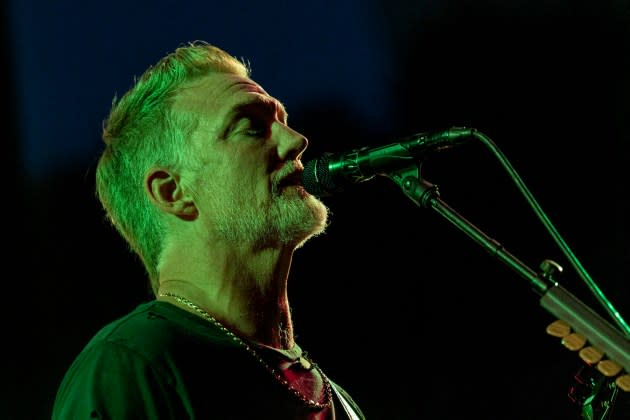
left=176, top=72, right=328, bottom=249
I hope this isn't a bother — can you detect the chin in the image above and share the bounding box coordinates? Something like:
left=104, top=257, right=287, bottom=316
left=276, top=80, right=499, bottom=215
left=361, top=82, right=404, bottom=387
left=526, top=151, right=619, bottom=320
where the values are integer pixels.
left=280, top=184, right=310, bottom=199
left=293, top=225, right=326, bottom=249
left=270, top=191, right=329, bottom=247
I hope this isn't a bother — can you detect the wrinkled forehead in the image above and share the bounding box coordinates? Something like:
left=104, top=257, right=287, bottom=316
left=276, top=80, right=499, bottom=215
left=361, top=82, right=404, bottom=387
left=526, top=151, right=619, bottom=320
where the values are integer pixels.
left=175, top=72, right=288, bottom=135
left=174, top=72, right=268, bottom=116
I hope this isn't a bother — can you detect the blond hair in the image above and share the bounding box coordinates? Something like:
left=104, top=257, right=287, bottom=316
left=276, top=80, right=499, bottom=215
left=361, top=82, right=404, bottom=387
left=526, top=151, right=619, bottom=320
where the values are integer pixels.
left=95, top=41, right=250, bottom=295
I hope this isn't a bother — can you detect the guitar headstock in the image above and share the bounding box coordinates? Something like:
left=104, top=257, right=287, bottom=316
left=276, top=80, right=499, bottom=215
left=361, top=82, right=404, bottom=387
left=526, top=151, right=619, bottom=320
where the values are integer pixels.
left=546, top=319, right=630, bottom=419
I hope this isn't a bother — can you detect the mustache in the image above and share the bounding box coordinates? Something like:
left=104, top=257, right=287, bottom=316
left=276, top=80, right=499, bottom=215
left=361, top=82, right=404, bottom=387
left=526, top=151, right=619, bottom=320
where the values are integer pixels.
left=273, top=162, right=304, bottom=194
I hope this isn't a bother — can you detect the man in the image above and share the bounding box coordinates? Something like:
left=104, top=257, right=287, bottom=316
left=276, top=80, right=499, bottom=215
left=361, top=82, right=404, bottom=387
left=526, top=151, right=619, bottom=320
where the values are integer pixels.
left=52, top=41, right=365, bottom=419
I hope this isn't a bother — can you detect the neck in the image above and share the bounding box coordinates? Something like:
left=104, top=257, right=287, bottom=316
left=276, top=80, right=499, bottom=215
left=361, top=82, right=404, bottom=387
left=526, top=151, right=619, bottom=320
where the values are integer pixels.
left=156, top=236, right=297, bottom=348
left=157, top=279, right=294, bottom=349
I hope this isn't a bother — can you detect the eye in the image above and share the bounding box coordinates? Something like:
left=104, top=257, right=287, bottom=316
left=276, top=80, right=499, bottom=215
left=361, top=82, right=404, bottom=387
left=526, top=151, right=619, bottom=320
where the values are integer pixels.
left=242, top=117, right=270, bottom=138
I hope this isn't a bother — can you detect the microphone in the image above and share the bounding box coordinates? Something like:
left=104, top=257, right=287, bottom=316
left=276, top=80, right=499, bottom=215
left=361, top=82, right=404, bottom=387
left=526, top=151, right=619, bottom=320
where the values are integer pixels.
left=302, top=126, right=475, bottom=197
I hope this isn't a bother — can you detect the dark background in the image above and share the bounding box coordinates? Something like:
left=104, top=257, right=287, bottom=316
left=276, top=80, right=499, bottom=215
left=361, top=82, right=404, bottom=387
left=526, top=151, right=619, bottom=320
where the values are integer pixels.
left=5, top=1, right=629, bottom=419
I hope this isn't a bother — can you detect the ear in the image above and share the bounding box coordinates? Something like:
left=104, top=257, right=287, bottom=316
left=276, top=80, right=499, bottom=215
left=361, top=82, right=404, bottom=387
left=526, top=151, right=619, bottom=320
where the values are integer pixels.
left=145, top=168, right=198, bottom=220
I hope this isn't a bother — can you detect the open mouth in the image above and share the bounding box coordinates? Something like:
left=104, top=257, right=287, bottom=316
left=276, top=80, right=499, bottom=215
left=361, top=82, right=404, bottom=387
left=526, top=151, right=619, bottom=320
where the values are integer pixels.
left=278, top=171, right=303, bottom=189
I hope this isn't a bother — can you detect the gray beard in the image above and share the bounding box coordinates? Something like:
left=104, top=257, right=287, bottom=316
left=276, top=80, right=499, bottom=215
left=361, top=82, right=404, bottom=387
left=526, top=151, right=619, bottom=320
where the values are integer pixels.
left=211, top=191, right=329, bottom=250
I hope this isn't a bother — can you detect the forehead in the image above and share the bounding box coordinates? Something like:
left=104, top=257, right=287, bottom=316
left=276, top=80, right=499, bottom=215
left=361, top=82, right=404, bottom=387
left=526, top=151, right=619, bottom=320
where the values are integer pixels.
left=175, top=72, right=287, bottom=124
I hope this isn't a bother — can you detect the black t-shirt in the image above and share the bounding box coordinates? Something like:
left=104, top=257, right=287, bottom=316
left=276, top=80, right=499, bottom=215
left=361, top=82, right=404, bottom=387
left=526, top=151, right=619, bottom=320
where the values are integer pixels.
left=52, top=301, right=364, bottom=419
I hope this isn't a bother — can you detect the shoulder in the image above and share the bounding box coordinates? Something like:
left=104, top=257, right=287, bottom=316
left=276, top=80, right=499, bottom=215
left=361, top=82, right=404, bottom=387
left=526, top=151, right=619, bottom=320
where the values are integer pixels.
left=52, top=301, right=244, bottom=419
left=62, top=300, right=240, bottom=381
left=88, top=300, right=236, bottom=355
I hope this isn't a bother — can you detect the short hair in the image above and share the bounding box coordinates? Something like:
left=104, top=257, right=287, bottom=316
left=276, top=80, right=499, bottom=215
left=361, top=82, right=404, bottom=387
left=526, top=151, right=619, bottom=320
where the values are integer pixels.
left=95, top=40, right=250, bottom=295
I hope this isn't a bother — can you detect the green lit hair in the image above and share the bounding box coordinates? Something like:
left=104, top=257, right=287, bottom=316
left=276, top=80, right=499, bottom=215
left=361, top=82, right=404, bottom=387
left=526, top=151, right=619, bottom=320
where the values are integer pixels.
left=95, top=40, right=250, bottom=295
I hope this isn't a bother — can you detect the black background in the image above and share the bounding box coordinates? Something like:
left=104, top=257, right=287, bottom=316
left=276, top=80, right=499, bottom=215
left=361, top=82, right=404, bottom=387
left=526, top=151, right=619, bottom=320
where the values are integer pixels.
left=5, top=1, right=629, bottom=419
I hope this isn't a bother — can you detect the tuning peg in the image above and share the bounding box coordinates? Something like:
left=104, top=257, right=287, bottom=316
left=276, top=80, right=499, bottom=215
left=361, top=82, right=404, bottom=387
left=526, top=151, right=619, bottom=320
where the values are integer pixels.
left=562, top=332, right=587, bottom=351
left=596, top=359, right=622, bottom=377
left=546, top=319, right=571, bottom=337
left=578, top=346, right=604, bottom=365
left=616, top=374, right=630, bottom=392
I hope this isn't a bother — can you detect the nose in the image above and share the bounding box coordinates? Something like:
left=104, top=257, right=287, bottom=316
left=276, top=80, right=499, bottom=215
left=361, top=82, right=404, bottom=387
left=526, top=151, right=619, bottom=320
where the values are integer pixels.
left=274, top=123, right=308, bottom=161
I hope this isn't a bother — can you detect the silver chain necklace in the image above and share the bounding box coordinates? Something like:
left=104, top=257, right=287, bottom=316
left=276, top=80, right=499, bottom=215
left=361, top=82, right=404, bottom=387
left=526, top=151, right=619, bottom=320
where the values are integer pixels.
left=158, top=291, right=333, bottom=410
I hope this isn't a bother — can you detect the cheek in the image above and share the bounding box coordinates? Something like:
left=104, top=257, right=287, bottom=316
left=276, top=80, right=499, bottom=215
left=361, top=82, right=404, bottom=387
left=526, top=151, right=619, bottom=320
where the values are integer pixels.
left=208, top=150, right=274, bottom=204
left=221, top=171, right=267, bottom=205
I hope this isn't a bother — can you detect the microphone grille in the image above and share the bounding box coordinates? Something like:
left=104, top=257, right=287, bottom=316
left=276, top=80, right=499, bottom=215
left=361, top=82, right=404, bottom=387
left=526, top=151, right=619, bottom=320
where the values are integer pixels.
left=302, top=154, right=334, bottom=197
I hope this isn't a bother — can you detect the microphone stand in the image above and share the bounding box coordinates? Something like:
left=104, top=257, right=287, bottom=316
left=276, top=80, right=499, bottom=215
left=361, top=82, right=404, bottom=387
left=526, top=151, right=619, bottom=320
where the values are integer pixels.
left=386, top=164, right=630, bottom=376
